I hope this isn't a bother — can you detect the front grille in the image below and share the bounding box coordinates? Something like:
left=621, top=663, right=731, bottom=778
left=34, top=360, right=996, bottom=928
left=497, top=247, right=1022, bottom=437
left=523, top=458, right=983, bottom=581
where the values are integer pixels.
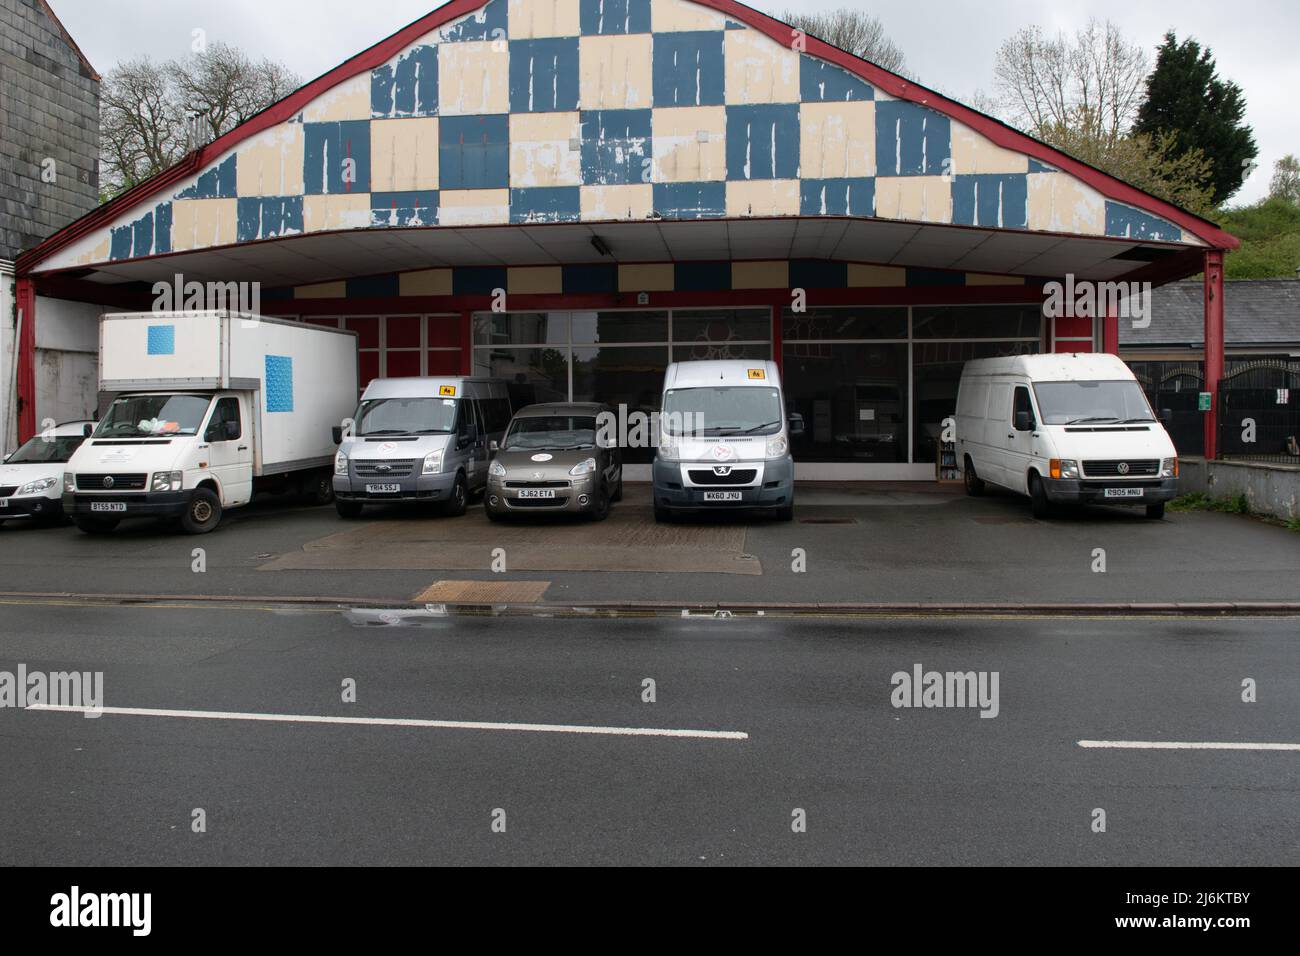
left=1082, top=460, right=1159, bottom=478
left=504, top=480, right=570, bottom=489
left=353, top=459, right=417, bottom=478
left=508, top=496, right=569, bottom=508
left=76, top=473, right=147, bottom=491
left=0, top=486, right=17, bottom=497
left=687, top=468, right=758, bottom=486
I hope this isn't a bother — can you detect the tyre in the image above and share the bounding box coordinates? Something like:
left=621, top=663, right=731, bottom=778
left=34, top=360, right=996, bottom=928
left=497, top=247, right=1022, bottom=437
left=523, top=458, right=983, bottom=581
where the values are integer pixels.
left=611, top=478, right=624, bottom=502
left=1145, top=501, right=1166, bottom=520
left=654, top=503, right=672, bottom=523
left=586, top=486, right=611, bottom=521
left=774, top=502, right=794, bottom=522
left=180, top=488, right=223, bottom=534
left=1028, top=473, right=1052, bottom=519
left=75, top=517, right=120, bottom=535
left=963, top=457, right=985, bottom=496
left=306, top=471, right=335, bottom=505
left=485, top=501, right=504, bottom=522
left=335, top=499, right=363, bottom=519
left=442, top=473, right=468, bottom=516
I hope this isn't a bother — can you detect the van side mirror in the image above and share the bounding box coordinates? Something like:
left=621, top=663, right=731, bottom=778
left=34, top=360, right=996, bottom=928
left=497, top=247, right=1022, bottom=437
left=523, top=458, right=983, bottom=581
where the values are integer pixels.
left=788, top=413, right=806, bottom=438
left=332, top=425, right=343, bottom=445
left=1159, top=407, right=1173, bottom=427
left=489, top=440, right=499, bottom=453
left=1014, top=410, right=1034, bottom=432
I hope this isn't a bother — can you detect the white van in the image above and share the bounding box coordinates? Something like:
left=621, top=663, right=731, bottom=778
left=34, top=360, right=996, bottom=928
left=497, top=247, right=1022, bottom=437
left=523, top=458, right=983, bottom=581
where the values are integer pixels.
left=333, top=377, right=511, bottom=517
left=955, top=353, right=1179, bottom=519
left=652, top=360, right=802, bottom=521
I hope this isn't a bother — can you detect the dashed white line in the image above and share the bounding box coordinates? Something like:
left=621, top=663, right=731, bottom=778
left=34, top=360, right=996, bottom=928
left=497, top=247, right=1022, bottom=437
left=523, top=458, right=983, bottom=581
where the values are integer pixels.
left=1079, top=740, right=1300, bottom=751
left=28, top=704, right=748, bottom=741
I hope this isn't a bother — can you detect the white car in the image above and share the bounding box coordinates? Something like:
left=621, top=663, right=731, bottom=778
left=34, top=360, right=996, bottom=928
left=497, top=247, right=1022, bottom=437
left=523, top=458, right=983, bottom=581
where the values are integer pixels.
left=0, top=421, right=96, bottom=527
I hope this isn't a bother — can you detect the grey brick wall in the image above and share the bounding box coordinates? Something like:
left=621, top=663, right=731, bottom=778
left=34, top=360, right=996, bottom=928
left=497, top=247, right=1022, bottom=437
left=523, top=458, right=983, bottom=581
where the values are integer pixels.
left=0, top=0, right=100, bottom=261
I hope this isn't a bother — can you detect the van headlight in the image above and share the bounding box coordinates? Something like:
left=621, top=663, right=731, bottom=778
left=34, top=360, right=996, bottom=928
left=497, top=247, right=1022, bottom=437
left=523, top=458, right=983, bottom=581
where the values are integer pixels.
left=657, top=437, right=680, bottom=461
left=1160, top=457, right=1179, bottom=478
left=151, top=471, right=183, bottom=492
left=18, top=476, right=58, bottom=495
left=1049, top=459, right=1080, bottom=479
left=64, top=472, right=75, bottom=493
left=765, top=433, right=788, bottom=458
left=570, top=458, right=597, bottom=477
left=422, top=450, right=443, bottom=475
left=334, top=450, right=348, bottom=475
left=489, top=460, right=507, bottom=478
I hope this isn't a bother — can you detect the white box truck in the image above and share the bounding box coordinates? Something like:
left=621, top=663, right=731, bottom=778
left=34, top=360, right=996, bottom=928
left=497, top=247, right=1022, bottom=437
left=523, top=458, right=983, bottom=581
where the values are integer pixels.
left=63, top=311, right=358, bottom=534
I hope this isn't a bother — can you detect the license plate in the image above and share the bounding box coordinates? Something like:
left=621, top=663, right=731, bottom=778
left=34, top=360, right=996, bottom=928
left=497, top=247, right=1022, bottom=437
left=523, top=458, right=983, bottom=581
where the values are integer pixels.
left=90, top=501, right=127, bottom=513
left=516, top=489, right=556, bottom=499
left=365, top=484, right=402, bottom=494
left=703, top=491, right=743, bottom=502
left=1104, top=487, right=1144, bottom=498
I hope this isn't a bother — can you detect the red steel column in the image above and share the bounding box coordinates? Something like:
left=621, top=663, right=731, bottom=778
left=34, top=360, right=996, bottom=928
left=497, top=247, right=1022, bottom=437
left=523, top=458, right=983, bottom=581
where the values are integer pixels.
left=1203, top=250, right=1225, bottom=459
left=14, top=277, right=36, bottom=444
left=460, top=309, right=473, bottom=375
left=1102, top=307, right=1119, bottom=355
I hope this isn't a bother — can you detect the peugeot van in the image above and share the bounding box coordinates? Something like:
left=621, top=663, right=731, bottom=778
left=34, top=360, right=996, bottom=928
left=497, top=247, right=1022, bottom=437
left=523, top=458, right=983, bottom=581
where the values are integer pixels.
left=652, top=360, right=801, bottom=521
left=955, top=353, right=1179, bottom=519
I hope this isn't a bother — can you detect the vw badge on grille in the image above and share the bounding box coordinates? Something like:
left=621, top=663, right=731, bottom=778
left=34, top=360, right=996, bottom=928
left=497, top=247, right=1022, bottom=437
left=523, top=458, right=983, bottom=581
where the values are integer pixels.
left=102, top=476, right=114, bottom=489
left=1117, top=462, right=1130, bottom=475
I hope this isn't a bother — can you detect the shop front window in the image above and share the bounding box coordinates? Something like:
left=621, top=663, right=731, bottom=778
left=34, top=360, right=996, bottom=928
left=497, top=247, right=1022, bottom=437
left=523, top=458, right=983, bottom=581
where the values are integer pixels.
left=783, top=343, right=910, bottom=463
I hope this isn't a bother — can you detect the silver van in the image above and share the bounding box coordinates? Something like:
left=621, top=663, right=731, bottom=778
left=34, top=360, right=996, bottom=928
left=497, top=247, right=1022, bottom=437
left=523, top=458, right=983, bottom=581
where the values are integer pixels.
left=332, top=377, right=512, bottom=517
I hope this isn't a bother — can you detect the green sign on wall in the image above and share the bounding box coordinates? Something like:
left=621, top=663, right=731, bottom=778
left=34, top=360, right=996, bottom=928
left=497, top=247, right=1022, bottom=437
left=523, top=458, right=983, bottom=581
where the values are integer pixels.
left=1198, top=392, right=1213, bottom=412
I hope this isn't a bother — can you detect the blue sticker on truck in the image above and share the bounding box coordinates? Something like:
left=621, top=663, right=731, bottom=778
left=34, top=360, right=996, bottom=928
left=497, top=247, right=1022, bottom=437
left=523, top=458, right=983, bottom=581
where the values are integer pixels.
left=265, top=355, right=294, bottom=412
left=147, top=325, right=175, bottom=355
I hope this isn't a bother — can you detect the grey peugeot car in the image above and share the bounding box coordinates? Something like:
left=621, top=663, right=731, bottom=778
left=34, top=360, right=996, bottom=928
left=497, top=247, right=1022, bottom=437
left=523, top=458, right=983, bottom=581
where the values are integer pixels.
left=485, top=403, right=623, bottom=521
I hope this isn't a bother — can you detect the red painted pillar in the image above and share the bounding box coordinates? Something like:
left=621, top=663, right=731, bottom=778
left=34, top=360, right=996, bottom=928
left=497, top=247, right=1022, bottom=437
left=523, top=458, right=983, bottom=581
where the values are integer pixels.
left=1102, top=307, right=1119, bottom=355
left=460, top=309, right=473, bottom=376
left=14, top=277, right=36, bottom=444
left=1203, top=250, right=1225, bottom=460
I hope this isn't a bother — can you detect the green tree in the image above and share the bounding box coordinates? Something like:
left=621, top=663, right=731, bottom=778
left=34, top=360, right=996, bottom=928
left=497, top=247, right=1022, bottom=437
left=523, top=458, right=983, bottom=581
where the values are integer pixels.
left=1270, top=155, right=1300, bottom=205
left=1134, top=32, right=1257, bottom=206
left=1217, top=198, right=1300, bottom=279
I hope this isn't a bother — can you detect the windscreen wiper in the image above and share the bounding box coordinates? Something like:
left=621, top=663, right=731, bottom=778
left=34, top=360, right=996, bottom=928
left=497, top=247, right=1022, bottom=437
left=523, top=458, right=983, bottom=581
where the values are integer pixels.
left=1063, top=417, right=1120, bottom=425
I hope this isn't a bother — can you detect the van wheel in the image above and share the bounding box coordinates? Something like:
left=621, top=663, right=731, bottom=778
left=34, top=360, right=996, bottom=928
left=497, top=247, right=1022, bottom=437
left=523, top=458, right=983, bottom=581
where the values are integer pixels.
left=75, top=517, right=119, bottom=535
left=654, top=503, right=672, bottom=523
left=443, top=474, right=468, bottom=516
left=335, top=500, right=363, bottom=519
left=1028, top=474, right=1052, bottom=519
left=180, top=488, right=223, bottom=534
left=963, top=457, right=985, bottom=496
left=774, top=502, right=794, bottom=522
left=1145, top=502, right=1166, bottom=520
left=306, top=472, right=335, bottom=505
left=611, top=477, right=624, bottom=502
left=485, top=502, right=504, bottom=522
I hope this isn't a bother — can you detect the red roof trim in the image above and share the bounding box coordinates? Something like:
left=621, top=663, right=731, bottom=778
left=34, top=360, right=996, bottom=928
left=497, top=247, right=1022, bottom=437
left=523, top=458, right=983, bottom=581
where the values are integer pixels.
left=17, top=0, right=1237, bottom=276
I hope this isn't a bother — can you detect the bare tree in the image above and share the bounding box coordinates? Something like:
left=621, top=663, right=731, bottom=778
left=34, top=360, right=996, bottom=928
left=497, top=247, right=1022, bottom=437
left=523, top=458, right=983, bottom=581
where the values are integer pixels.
left=993, top=19, right=1147, bottom=148
left=99, top=44, right=300, bottom=199
left=781, top=8, right=908, bottom=76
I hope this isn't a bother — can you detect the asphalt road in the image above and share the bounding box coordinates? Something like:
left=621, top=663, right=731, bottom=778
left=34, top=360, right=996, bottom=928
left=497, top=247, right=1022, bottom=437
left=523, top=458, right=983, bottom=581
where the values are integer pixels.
left=0, top=485, right=1297, bottom=607
left=1, top=601, right=1297, bottom=865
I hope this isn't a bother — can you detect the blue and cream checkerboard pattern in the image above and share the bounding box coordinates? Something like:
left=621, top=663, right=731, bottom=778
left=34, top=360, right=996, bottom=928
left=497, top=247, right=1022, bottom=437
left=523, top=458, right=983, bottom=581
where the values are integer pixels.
left=98, top=0, right=1189, bottom=266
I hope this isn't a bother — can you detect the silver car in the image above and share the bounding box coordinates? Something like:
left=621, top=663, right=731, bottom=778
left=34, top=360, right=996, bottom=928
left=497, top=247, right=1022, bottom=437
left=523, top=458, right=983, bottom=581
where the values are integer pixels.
left=485, top=403, right=623, bottom=521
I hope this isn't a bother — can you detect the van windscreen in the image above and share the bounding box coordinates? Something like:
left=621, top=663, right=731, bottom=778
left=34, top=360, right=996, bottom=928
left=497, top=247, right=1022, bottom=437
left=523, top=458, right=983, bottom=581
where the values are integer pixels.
left=662, top=387, right=783, bottom=437
left=1032, top=380, right=1155, bottom=426
left=355, top=398, right=458, bottom=436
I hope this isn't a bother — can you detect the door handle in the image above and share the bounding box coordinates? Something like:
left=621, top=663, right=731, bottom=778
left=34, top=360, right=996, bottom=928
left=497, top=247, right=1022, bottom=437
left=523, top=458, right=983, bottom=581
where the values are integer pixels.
left=237, top=445, right=249, bottom=451
left=1007, top=433, right=1015, bottom=439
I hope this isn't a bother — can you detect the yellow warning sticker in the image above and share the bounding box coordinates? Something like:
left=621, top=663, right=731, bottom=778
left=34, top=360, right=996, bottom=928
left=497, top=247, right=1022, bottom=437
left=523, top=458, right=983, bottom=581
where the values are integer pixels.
left=439, top=385, right=457, bottom=396
left=747, top=369, right=766, bottom=380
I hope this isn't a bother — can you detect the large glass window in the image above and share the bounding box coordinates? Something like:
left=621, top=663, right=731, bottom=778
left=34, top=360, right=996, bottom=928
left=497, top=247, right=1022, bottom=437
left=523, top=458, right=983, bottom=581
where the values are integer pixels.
left=783, top=343, right=910, bottom=463
left=912, top=340, right=1039, bottom=462
left=473, top=347, right=570, bottom=407
left=672, top=309, right=770, bottom=360
left=571, top=310, right=669, bottom=344
left=782, top=307, right=907, bottom=340
left=912, top=305, right=1042, bottom=339
left=572, top=345, right=669, bottom=462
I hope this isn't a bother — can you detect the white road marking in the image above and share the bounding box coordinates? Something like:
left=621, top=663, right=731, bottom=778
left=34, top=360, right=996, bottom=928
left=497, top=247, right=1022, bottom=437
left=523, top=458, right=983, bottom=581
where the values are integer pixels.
left=28, top=704, right=748, bottom=741
left=1079, top=740, right=1300, bottom=751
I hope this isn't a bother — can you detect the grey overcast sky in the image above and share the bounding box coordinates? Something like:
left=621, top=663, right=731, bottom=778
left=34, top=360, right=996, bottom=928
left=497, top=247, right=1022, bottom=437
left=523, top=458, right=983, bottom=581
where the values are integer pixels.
left=49, top=0, right=1299, bottom=206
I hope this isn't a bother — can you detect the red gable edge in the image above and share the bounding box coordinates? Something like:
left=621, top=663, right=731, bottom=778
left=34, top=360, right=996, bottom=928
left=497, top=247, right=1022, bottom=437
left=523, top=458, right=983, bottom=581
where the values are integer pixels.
left=17, top=0, right=1237, bottom=277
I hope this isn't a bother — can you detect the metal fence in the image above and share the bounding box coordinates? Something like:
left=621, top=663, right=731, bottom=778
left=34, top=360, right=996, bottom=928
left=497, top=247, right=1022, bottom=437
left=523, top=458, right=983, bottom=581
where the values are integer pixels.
left=1217, top=361, right=1300, bottom=463
left=1129, top=360, right=1206, bottom=457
